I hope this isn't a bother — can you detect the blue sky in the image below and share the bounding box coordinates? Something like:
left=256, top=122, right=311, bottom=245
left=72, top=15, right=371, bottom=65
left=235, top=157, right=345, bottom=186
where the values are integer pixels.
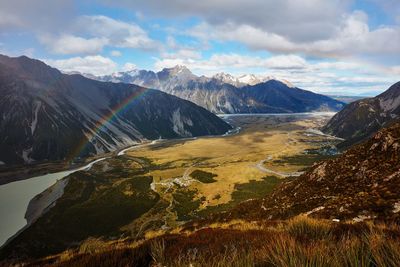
left=0, top=0, right=399, bottom=96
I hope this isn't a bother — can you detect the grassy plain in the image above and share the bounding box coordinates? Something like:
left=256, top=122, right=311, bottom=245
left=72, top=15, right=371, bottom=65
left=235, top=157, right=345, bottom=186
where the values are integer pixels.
left=126, top=114, right=339, bottom=220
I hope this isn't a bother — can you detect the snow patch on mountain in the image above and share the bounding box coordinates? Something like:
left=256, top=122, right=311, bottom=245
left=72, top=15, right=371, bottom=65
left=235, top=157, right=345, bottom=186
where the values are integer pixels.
left=212, top=72, right=237, bottom=84
left=237, top=74, right=265, bottom=85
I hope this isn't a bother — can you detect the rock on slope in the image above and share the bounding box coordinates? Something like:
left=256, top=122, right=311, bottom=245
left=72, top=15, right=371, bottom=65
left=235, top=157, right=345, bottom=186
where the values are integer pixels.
left=322, top=81, right=400, bottom=148
left=0, top=55, right=231, bottom=164
left=229, top=122, right=400, bottom=222
left=97, top=66, right=344, bottom=114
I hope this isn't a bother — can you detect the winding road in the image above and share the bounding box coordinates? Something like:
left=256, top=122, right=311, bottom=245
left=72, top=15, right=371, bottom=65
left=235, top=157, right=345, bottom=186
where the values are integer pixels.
left=255, top=156, right=304, bottom=178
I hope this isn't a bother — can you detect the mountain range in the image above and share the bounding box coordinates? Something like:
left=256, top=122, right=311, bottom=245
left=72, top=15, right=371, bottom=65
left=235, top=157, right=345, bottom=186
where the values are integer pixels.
left=94, top=66, right=345, bottom=114
left=0, top=55, right=231, bottom=165
left=323, top=81, right=400, bottom=148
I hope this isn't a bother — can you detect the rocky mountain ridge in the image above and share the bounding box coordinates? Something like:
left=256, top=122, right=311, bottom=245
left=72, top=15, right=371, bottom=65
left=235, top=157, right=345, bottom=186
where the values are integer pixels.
left=93, top=66, right=344, bottom=114
left=322, top=81, right=400, bottom=148
left=0, top=55, right=231, bottom=164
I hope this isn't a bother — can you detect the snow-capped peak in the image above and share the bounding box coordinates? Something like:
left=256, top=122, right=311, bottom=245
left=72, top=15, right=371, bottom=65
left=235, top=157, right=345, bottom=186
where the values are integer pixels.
left=212, top=72, right=237, bottom=83
left=211, top=72, right=295, bottom=87
left=111, top=69, right=139, bottom=78
left=93, top=65, right=297, bottom=89
left=237, top=74, right=264, bottom=85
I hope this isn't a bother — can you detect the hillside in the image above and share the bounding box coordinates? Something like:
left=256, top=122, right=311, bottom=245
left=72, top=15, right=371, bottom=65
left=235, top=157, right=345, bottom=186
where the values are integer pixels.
left=227, top=122, right=400, bottom=222
left=322, top=81, right=400, bottom=148
left=0, top=55, right=231, bottom=165
left=96, top=66, right=344, bottom=114
left=6, top=122, right=400, bottom=266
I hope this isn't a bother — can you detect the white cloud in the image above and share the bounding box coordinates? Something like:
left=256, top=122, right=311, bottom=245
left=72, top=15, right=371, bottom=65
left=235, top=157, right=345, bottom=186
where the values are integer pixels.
left=39, top=34, right=108, bottom=55
left=110, top=50, right=122, bottom=57
left=313, top=61, right=363, bottom=71
left=106, top=0, right=351, bottom=42
left=0, top=0, right=75, bottom=31
left=155, top=53, right=308, bottom=72
left=189, top=11, right=400, bottom=61
left=0, top=11, right=23, bottom=28
left=390, top=66, right=400, bottom=75
left=161, top=49, right=202, bottom=60
left=109, top=0, right=400, bottom=63
left=159, top=35, right=204, bottom=63
left=264, top=55, right=307, bottom=69
left=76, top=15, right=157, bottom=50
left=45, top=55, right=118, bottom=76
left=121, top=62, right=137, bottom=71
left=36, top=15, right=157, bottom=55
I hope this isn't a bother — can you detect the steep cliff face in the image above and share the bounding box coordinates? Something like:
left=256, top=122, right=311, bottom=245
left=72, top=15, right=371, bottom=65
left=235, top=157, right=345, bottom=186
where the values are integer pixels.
left=323, top=82, right=400, bottom=148
left=97, top=66, right=344, bottom=114
left=0, top=55, right=231, bottom=164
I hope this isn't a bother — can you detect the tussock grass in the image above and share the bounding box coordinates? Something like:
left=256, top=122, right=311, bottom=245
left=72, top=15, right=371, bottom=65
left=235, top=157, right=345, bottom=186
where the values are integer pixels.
left=150, top=239, right=165, bottom=265
left=16, top=217, right=400, bottom=267
left=286, top=215, right=332, bottom=241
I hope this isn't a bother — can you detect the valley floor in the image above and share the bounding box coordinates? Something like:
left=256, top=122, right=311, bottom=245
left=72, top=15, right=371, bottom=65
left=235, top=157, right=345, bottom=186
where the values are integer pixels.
left=0, top=113, right=341, bottom=263
left=124, top=113, right=340, bottom=226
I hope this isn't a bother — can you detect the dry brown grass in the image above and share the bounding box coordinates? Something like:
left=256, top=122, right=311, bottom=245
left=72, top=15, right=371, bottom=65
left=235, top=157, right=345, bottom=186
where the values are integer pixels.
left=21, top=216, right=400, bottom=267
left=127, top=115, right=335, bottom=213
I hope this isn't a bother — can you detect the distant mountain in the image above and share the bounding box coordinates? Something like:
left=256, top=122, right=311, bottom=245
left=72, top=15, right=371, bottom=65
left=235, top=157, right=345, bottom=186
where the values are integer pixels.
left=227, top=122, right=400, bottom=221
left=96, top=66, right=345, bottom=114
left=0, top=55, right=231, bottom=164
left=327, top=95, right=366, bottom=104
left=211, top=72, right=270, bottom=87
left=322, top=82, right=400, bottom=148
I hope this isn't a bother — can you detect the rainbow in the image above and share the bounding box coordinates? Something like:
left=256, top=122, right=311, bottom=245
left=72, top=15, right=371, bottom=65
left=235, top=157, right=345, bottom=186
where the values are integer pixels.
left=68, top=86, right=149, bottom=161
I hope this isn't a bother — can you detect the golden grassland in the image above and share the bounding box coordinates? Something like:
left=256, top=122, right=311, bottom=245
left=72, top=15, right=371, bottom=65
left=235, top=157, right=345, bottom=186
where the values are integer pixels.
left=27, top=216, right=400, bottom=267
left=127, top=115, right=337, bottom=206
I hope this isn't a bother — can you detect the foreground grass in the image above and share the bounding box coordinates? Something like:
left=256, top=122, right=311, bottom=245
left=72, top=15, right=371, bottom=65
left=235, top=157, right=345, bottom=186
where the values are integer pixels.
left=20, top=216, right=400, bottom=267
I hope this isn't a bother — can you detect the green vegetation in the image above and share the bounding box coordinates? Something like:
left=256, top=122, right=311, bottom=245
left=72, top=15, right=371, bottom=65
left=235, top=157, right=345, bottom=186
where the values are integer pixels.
left=231, top=176, right=280, bottom=202
left=60, top=175, right=159, bottom=236
left=172, top=189, right=202, bottom=221
left=198, top=176, right=280, bottom=217
left=189, top=169, right=218, bottom=183
left=0, top=157, right=161, bottom=259
left=273, top=153, right=335, bottom=167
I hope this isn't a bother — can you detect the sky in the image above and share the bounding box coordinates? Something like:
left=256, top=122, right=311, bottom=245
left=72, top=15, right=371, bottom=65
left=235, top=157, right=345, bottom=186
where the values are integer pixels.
left=0, top=0, right=399, bottom=96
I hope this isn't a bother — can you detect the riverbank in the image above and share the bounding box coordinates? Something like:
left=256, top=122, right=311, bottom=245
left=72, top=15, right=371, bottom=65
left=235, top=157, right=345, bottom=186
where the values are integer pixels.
left=0, top=112, right=330, bottom=186
left=0, top=146, right=132, bottom=185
